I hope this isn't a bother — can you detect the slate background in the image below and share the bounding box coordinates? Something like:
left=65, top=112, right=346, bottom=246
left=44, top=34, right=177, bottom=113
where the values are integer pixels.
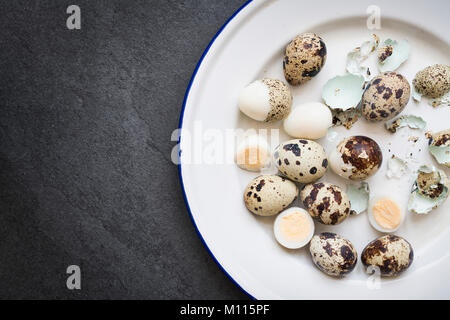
left=0, top=0, right=248, bottom=299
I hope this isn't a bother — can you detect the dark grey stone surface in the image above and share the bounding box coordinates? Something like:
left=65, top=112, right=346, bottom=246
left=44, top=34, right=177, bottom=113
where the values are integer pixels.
left=0, top=0, right=248, bottom=299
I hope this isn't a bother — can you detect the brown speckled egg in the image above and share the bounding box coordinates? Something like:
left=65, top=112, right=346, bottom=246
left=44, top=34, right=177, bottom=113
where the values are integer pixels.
left=283, top=33, right=327, bottom=85
left=413, top=64, right=450, bottom=98
left=362, top=72, right=411, bottom=121
left=300, top=182, right=350, bottom=225
left=329, top=136, right=383, bottom=180
left=309, top=233, right=357, bottom=277
left=361, top=235, right=413, bottom=277
left=243, top=175, right=298, bottom=216
left=274, top=139, right=328, bottom=183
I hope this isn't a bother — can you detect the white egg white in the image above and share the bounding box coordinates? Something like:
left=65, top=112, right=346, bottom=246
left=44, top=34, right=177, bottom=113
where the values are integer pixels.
left=238, top=80, right=271, bottom=121
left=235, top=135, right=271, bottom=171
left=274, top=207, right=315, bottom=249
left=283, top=102, right=332, bottom=139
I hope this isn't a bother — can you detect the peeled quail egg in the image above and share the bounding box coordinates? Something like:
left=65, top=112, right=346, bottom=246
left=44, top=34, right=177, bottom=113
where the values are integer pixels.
left=238, top=78, right=292, bottom=122
left=300, top=182, right=351, bottom=225
left=368, top=194, right=405, bottom=233
left=275, top=139, right=328, bottom=183
left=309, top=232, right=358, bottom=277
left=362, top=72, right=411, bottom=122
left=329, top=136, right=383, bottom=180
left=274, top=207, right=314, bottom=249
left=283, top=102, right=332, bottom=139
left=235, top=135, right=271, bottom=172
left=361, top=235, right=413, bottom=277
left=413, top=64, right=450, bottom=98
left=283, top=33, right=327, bottom=85
left=243, top=175, right=298, bottom=216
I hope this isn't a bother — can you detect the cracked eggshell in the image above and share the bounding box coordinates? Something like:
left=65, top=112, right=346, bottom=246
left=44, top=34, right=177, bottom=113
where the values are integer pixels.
left=385, top=115, right=426, bottom=133
left=244, top=175, right=298, bottom=216
left=347, top=182, right=370, bottom=215
left=361, top=235, right=413, bottom=277
left=378, top=39, right=410, bottom=72
left=283, top=33, right=327, bottom=85
left=283, top=102, right=332, bottom=139
left=322, top=74, right=365, bottom=111
left=428, top=129, right=450, bottom=167
left=309, top=232, right=358, bottom=277
left=274, top=139, right=328, bottom=183
left=362, top=72, right=411, bottom=122
left=238, top=78, right=292, bottom=122
left=300, top=182, right=351, bottom=225
left=329, top=136, right=383, bottom=180
left=407, top=165, right=449, bottom=214
left=346, top=34, right=380, bottom=81
left=413, top=64, right=450, bottom=99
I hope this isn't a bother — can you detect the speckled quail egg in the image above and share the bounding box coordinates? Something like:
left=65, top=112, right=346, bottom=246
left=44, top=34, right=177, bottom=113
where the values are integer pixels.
left=283, top=33, right=327, bottom=85
left=238, top=78, right=292, bottom=122
left=274, top=207, right=315, bottom=249
left=309, top=232, right=358, bottom=277
left=300, top=182, right=351, bottom=225
left=362, top=72, right=411, bottom=121
left=427, top=129, right=450, bottom=167
left=413, top=64, right=450, bottom=98
left=283, top=102, right=332, bottom=139
left=274, top=139, right=328, bottom=183
left=244, top=175, right=298, bottom=216
left=368, top=194, right=405, bottom=233
left=235, top=135, right=271, bottom=172
left=361, top=235, right=413, bottom=277
left=329, top=136, right=383, bottom=180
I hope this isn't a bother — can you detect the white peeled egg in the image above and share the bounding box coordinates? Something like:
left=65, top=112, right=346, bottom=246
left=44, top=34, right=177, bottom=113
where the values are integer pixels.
left=283, top=102, right=332, bottom=139
left=368, top=194, right=405, bottom=233
left=235, top=135, right=271, bottom=172
left=274, top=207, right=315, bottom=249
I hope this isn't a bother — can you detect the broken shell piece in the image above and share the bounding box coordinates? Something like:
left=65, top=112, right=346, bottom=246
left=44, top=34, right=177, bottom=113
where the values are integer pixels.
left=331, top=107, right=361, bottom=129
left=322, top=74, right=365, bottom=111
left=411, top=86, right=423, bottom=102
left=430, top=91, right=450, bottom=108
left=385, top=115, right=426, bottom=133
left=378, top=39, right=410, bottom=72
left=407, top=165, right=449, bottom=214
left=386, top=155, right=408, bottom=179
left=346, top=34, right=380, bottom=81
left=428, top=129, right=450, bottom=168
left=347, top=182, right=370, bottom=215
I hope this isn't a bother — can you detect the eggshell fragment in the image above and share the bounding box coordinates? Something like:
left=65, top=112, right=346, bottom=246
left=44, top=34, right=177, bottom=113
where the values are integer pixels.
left=322, top=74, right=365, bottom=111
left=378, top=39, right=410, bottom=72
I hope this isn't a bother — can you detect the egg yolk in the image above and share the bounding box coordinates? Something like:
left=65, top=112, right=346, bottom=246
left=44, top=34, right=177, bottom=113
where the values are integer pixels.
left=279, top=211, right=310, bottom=242
left=236, top=146, right=268, bottom=170
left=372, top=198, right=402, bottom=230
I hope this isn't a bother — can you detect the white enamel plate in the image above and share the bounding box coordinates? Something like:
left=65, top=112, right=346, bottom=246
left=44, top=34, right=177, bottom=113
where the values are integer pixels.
left=179, top=0, right=450, bottom=299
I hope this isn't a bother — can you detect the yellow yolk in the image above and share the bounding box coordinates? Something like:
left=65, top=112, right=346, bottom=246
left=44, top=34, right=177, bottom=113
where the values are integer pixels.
left=372, top=198, right=402, bottom=230
left=279, top=211, right=310, bottom=242
left=236, top=146, right=268, bottom=170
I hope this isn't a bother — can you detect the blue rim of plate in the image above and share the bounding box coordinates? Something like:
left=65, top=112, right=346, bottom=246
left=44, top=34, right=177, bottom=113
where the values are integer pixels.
left=177, top=0, right=255, bottom=300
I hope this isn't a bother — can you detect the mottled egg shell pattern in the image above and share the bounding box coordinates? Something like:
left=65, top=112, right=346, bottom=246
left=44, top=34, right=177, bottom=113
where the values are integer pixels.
left=275, top=139, right=328, bottom=183
left=361, top=235, right=413, bottom=276
left=243, top=175, right=298, bottom=216
left=261, top=78, right=293, bottom=122
left=413, top=64, right=450, bottom=98
left=330, top=136, right=383, bottom=180
left=362, top=72, right=411, bottom=121
left=429, top=129, right=450, bottom=167
left=300, top=182, right=351, bottom=225
left=283, top=33, right=327, bottom=85
left=309, top=232, right=358, bottom=277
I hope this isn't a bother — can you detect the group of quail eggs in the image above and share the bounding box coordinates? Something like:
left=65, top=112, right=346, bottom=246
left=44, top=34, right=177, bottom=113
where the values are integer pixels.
left=237, top=32, right=449, bottom=278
